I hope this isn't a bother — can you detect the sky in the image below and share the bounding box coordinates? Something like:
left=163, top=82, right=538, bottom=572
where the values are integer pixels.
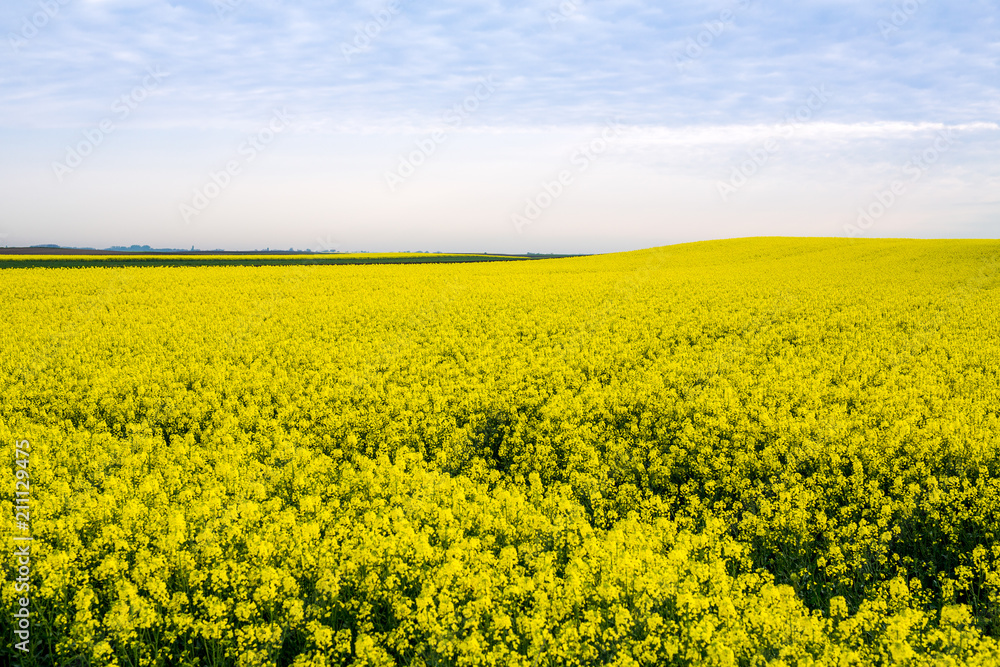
left=0, top=0, right=997, bottom=254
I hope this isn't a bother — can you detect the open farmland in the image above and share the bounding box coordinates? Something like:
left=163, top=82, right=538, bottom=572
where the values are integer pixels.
left=0, top=252, right=553, bottom=270
left=2, top=237, right=1000, bottom=665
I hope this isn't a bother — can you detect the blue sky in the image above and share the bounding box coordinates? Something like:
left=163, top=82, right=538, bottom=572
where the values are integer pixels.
left=1, top=0, right=997, bottom=253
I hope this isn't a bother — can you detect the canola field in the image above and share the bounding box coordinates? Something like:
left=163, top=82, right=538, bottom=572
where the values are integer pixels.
left=2, top=237, right=1000, bottom=666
